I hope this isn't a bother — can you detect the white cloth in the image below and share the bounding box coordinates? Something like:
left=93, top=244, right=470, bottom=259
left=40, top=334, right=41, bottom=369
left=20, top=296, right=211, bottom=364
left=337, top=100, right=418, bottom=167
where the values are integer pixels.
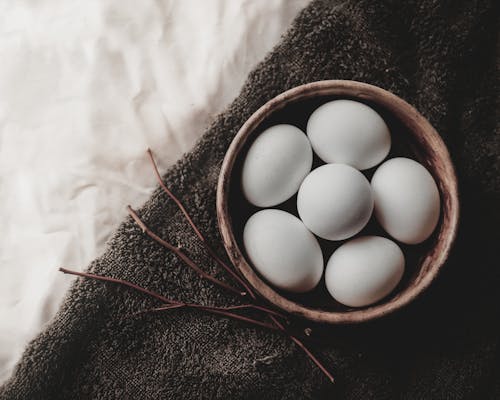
left=0, top=0, right=309, bottom=383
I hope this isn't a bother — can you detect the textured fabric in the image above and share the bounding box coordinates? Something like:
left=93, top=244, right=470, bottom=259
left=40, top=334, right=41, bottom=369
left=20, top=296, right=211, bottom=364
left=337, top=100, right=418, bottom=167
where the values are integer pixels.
left=1, top=0, right=499, bottom=398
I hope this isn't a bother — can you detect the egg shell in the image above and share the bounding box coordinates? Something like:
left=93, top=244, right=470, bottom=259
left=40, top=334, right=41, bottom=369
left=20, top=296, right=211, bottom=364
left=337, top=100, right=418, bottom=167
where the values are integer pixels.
left=371, top=157, right=441, bottom=244
left=306, top=99, right=391, bottom=170
left=297, top=163, right=374, bottom=241
left=243, top=209, right=323, bottom=293
left=241, top=124, right=312, bottom=207
left=325, top=236, right=405, bottom=307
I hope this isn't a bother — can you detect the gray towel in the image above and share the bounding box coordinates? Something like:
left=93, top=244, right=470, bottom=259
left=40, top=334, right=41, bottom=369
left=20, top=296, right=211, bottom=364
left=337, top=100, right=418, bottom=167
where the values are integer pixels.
left=1, top=0, right=498, bottom=398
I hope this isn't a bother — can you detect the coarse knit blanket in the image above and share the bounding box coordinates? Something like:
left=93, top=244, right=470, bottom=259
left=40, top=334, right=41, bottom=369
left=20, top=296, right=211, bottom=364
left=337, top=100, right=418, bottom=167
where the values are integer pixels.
left=1, top=0, right=499, bottom=398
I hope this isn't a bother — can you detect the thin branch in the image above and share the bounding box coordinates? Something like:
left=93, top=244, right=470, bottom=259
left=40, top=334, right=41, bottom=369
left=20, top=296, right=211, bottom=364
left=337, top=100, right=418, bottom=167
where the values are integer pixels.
left=146, top=148, right=255, bottom=298
left=59, top=267, right=178, bottom=305
left=127, top=206, right=244, bottom=297
left=125, top=304, right=276, bottom=330
left=201, top=309, right=277, bottom=331
left=288, top=336, right=334, bottom=383
left=128, top=303, right=286, bottom=320
left=60, top=268, right=276, bottom=331
left=268, top=314, right=334, bottom=383
left=213, top=304, right=286, bottom=319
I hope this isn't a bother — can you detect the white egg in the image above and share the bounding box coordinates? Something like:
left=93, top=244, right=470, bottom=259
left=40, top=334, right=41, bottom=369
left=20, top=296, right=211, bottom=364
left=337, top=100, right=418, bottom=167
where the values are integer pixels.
left=297, top=164, right=374, bottom=241
left=241, top=124, right=312, bottom=207
left=243, top=209, right=323, bottom=293
left=306, top=99, right=391, bottom=170
left=325, top=236, right=405, bottom=307
left=371, top=157, right=441, bottom=244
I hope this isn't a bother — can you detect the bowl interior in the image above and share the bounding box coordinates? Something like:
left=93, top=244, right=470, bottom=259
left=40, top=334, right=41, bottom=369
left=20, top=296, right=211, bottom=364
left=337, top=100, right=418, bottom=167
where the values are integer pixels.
left=218, top=81, right=458, bottom=324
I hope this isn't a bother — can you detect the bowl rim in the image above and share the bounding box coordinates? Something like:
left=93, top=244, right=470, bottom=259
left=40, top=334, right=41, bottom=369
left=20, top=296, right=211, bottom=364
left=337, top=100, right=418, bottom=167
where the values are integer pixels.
left=216, top=79, right=459, bottom=324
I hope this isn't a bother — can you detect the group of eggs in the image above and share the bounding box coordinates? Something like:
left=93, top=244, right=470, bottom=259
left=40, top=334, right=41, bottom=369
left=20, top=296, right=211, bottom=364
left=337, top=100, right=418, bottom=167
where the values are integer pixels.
left=241, top=100, right=441, bottom=308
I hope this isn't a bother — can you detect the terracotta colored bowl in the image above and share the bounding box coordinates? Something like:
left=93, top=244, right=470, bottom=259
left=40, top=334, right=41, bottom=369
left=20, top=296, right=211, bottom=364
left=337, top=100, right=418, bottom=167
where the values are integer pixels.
left=216, top=80, right=459, bottom=324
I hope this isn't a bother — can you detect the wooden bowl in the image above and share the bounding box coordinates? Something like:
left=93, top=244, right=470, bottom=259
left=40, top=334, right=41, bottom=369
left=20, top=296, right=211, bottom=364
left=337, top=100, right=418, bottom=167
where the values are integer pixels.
left=216, top=80, right=459, bottom=324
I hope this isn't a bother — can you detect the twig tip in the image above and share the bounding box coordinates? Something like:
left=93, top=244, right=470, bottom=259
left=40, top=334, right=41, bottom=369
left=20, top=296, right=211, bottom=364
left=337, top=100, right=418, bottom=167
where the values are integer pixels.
left=127, top=205, right=147, bottom=233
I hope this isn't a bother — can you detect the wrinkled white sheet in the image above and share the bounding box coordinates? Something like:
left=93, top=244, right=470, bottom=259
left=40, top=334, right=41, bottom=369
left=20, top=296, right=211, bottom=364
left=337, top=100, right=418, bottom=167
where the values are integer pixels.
left=0, top=0, right=310, bottom=383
